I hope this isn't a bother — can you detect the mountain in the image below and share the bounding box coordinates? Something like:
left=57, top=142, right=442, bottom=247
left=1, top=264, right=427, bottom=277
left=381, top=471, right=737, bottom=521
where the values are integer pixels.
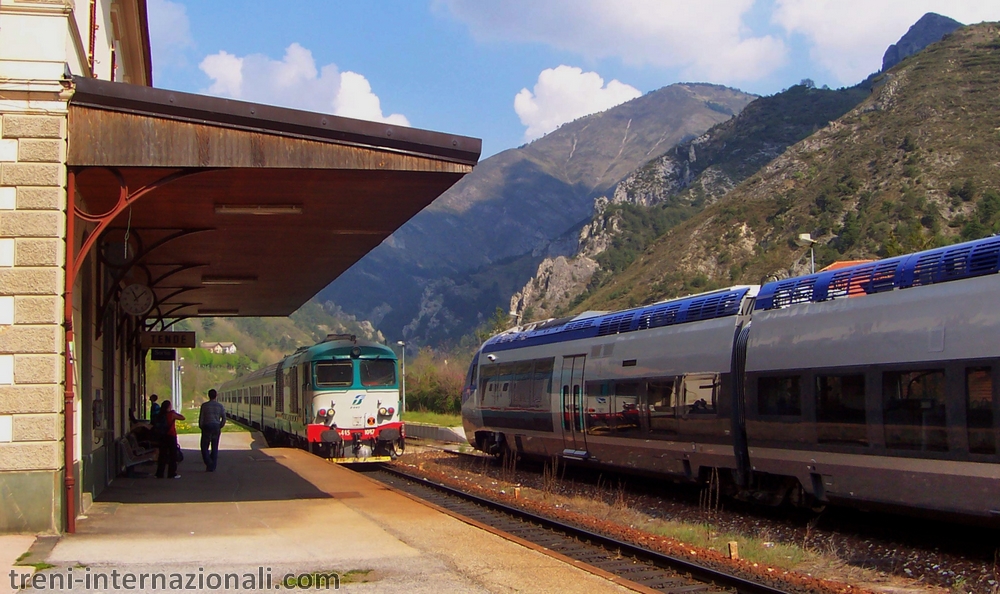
left=573, top=21, right=1000, bottom=314
left=882, top=13, right=962, bottom=72
left=320, top=83, right=756, bottom=344
left=511, top=12, right=967, bottom=322
left=511, top=82, right=870, bottom=321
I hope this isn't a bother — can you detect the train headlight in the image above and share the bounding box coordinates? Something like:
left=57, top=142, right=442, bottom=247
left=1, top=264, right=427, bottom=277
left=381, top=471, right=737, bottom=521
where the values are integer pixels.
left=387, top=407, right=395, bottom=416
left=378, top=407, right=388, bottom=416
left=318, top=409, right=327, bottom=417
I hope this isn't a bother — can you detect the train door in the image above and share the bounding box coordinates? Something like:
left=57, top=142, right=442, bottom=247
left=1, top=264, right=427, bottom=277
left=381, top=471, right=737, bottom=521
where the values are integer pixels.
left=559, top=355, right=588, bottom=458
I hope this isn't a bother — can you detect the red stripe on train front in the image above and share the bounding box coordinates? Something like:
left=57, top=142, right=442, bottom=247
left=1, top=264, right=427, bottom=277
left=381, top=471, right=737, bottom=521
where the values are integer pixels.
left=306, top=421, right=404, bottom=442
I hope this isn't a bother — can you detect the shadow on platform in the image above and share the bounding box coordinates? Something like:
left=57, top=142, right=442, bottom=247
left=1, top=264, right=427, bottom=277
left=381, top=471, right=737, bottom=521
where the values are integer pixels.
left=95, top=432, right=332, bottom=504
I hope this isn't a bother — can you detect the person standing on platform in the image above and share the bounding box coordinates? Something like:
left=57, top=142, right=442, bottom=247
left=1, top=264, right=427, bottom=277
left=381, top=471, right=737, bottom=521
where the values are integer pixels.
left=199, top=389, right=227, bottom=472
left=154, top=400, right=184, bottom=479
left=148, top=394, right=160, bottom=422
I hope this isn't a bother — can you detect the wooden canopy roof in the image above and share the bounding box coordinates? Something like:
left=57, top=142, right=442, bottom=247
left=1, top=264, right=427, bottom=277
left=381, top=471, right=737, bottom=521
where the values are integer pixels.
left=66, top=76, right=480, bottom=319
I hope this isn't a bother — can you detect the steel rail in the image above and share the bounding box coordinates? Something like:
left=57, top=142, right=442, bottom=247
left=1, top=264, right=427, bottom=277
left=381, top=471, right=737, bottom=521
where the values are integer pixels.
left=367, top=464, right=792, bottom=594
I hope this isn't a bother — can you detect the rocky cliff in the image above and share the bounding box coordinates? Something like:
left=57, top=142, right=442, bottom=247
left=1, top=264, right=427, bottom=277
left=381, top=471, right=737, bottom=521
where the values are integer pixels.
left=320, top=83, right=756, bottom=344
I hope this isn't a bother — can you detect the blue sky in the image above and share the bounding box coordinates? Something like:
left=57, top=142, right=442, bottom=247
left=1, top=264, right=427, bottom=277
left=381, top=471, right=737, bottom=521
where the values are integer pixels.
left=149, top=1, right=1000, bottom=159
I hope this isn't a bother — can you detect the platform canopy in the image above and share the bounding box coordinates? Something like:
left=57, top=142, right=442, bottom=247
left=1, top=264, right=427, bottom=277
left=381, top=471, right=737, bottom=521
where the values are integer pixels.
left=66, top=76, right=480, bottom=319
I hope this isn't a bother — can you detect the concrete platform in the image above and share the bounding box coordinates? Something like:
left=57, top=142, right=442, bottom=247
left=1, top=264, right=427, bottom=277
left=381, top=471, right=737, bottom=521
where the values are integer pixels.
left=14, top=432, right=637, bottom=593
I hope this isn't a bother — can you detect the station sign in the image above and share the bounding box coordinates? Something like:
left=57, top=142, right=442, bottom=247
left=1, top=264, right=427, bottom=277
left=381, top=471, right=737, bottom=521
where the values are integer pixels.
left=141, top=331, right=196, bottom=349
left=149, top=348, right=176, bottom=361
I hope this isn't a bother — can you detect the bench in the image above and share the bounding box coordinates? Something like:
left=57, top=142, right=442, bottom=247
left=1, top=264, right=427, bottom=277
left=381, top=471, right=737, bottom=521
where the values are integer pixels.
left=119, top=435, right=157, bottom=476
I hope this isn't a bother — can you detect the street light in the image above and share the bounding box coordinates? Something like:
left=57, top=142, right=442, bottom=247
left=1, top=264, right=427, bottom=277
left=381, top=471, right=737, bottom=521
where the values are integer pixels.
left=396, top=340, right=406, bottom=416
left=796, top=233, right=818, bottom=274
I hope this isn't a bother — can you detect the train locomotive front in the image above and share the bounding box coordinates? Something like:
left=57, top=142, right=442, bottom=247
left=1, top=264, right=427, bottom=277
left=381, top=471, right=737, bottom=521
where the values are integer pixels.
left=221, top=334, right=404, bottom=463
left=301, top=338, right=404, bottom=462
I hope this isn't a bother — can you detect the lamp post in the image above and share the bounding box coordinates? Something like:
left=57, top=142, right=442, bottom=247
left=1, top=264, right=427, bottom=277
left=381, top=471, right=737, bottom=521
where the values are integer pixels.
left=797, top=233, right=818, bottom=274
left=396, top=340, right=406, bottom=415
left=177, top=364, right=184, bottom=413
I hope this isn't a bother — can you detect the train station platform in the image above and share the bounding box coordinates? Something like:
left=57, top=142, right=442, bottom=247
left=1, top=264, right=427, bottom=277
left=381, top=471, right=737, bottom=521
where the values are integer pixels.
left=6, top=433, right=636, bottom=593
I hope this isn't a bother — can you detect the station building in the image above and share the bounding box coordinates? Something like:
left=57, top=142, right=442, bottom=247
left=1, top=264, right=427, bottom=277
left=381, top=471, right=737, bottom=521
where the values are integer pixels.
left=0, top=0, right=480, bottom=533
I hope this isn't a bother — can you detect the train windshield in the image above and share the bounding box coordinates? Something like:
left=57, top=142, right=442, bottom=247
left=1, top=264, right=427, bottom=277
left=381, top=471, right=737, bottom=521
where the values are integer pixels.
left=315, top=361, right=353, bottom=387
left=360, top=359, right=396, bottom=387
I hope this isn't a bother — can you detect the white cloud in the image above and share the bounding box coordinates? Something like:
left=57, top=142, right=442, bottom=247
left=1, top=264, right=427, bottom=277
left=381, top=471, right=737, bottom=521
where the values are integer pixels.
left=198, top=43, right=409, bottom=125
left=515, top=65, right=642, bottom=141
left=147, top=0, right=194, bottom=70
left=773, top=0, right=1000, bottom=84
left=435, top=0, right=788, bottom=83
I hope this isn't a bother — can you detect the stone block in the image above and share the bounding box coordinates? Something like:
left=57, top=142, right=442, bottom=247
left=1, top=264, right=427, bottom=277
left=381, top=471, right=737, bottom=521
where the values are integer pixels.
left=14, top=354, right=60, bottom=384
left=0, top=211, right=62, bottom=238
left=0, top=238, right=12, bottom=267
left=0, top=325, right=60, bottom=354
left=0, top=441, right=60, bottom=471
left=16, top=187, right=62, bottom=210
left=0, top=268, right=61, bottom=295
left=0, top=470, right=59, bottom=533
left=1, top=163, right=62, bottom=187
left=18, top=139, right=63, bottom=163
left=15, top=297, right=59, bottom=324
left=0, top=384, right=61, bottom=413
left=12, top=413, right=60, bottom=442
left=0, top=139, right=16, bottom=162
left=0, top=187, right=14, bottom=210
left=1, top=115, right=64, bottom=139
left=14, top=238, right=61, bottom=266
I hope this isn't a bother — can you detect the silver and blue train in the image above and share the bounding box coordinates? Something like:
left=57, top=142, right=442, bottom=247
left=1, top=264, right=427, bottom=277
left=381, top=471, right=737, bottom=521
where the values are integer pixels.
left=220, top=334, right=404, bottom=462
left=462, top=235, right=1000, bottom=523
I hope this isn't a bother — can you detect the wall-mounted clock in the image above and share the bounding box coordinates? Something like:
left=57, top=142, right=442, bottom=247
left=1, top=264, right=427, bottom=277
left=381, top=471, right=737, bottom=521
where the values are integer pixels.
left=120, top=283, right=154, bottom=316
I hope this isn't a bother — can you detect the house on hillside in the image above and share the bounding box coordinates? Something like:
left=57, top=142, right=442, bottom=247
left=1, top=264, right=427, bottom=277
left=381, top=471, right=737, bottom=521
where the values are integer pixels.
left=200, top=341, right=238, bottom=354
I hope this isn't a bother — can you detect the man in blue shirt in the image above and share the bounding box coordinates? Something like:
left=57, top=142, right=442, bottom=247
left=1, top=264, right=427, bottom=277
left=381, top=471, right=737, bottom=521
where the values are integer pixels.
left=199, top=389, right=227, bottom=472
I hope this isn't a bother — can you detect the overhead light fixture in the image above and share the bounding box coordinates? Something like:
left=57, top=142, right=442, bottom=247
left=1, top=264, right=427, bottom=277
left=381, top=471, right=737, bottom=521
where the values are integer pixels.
left=201, top=275, right=258, bottom=286
left=214, top=204, right=302, bottom=215
left=197, top=308, right=239, bottom=315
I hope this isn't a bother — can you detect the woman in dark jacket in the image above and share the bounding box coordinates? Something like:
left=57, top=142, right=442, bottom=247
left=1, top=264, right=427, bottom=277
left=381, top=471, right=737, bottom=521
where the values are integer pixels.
left=154, top=400, right=185, bottom=479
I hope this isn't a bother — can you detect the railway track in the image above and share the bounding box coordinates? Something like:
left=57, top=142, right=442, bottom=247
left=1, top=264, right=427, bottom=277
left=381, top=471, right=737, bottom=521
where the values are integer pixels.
left=357, top=464, right=792, bottom=594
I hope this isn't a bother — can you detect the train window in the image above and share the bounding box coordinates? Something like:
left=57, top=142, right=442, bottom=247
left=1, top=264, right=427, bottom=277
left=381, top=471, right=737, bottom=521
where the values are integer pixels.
left=816, top=374, right=867, bottom=445
left=646, top=379, right=677, bottom=434
left=584, top=381, right=612, bottom=435
left=531, top=358, right=554, bottom=408
left=883, top=369, right=947, bottom=451
left=316, top=361, right=353, bottom=387
left=275, top=366, right=284, bottom=413
left=680, top=373, right=719, bottom=416
left=360, top=360, right=396, bottom=387
left=289, top=366, right=299, bottom=414
left=561, top=385, right=571, bottom=430
left=613, top=382, right=641, bottom=434
left=510, top=361, right=534, bottom=407
left=967, top=367, right=994, bottom=455
left=500, top=364, right=517, bottom=404
left=479, top=364, right=497, bottom=403
left=757, top=376, right=801, bottom=416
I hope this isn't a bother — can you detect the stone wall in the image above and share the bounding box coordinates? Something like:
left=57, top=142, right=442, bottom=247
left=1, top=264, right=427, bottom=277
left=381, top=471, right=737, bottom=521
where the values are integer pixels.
left=0, top=111, right=67, bottom=533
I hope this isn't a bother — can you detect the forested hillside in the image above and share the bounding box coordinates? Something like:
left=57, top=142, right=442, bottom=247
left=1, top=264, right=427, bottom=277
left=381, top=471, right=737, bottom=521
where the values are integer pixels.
left=574, top=23, right=1000, bottom=313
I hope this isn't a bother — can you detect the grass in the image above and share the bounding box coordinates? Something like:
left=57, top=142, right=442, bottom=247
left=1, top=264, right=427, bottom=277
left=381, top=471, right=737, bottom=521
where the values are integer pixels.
left=402, top=411, right=462, bottom=427
left=174, top=407, right=249, bottom=434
